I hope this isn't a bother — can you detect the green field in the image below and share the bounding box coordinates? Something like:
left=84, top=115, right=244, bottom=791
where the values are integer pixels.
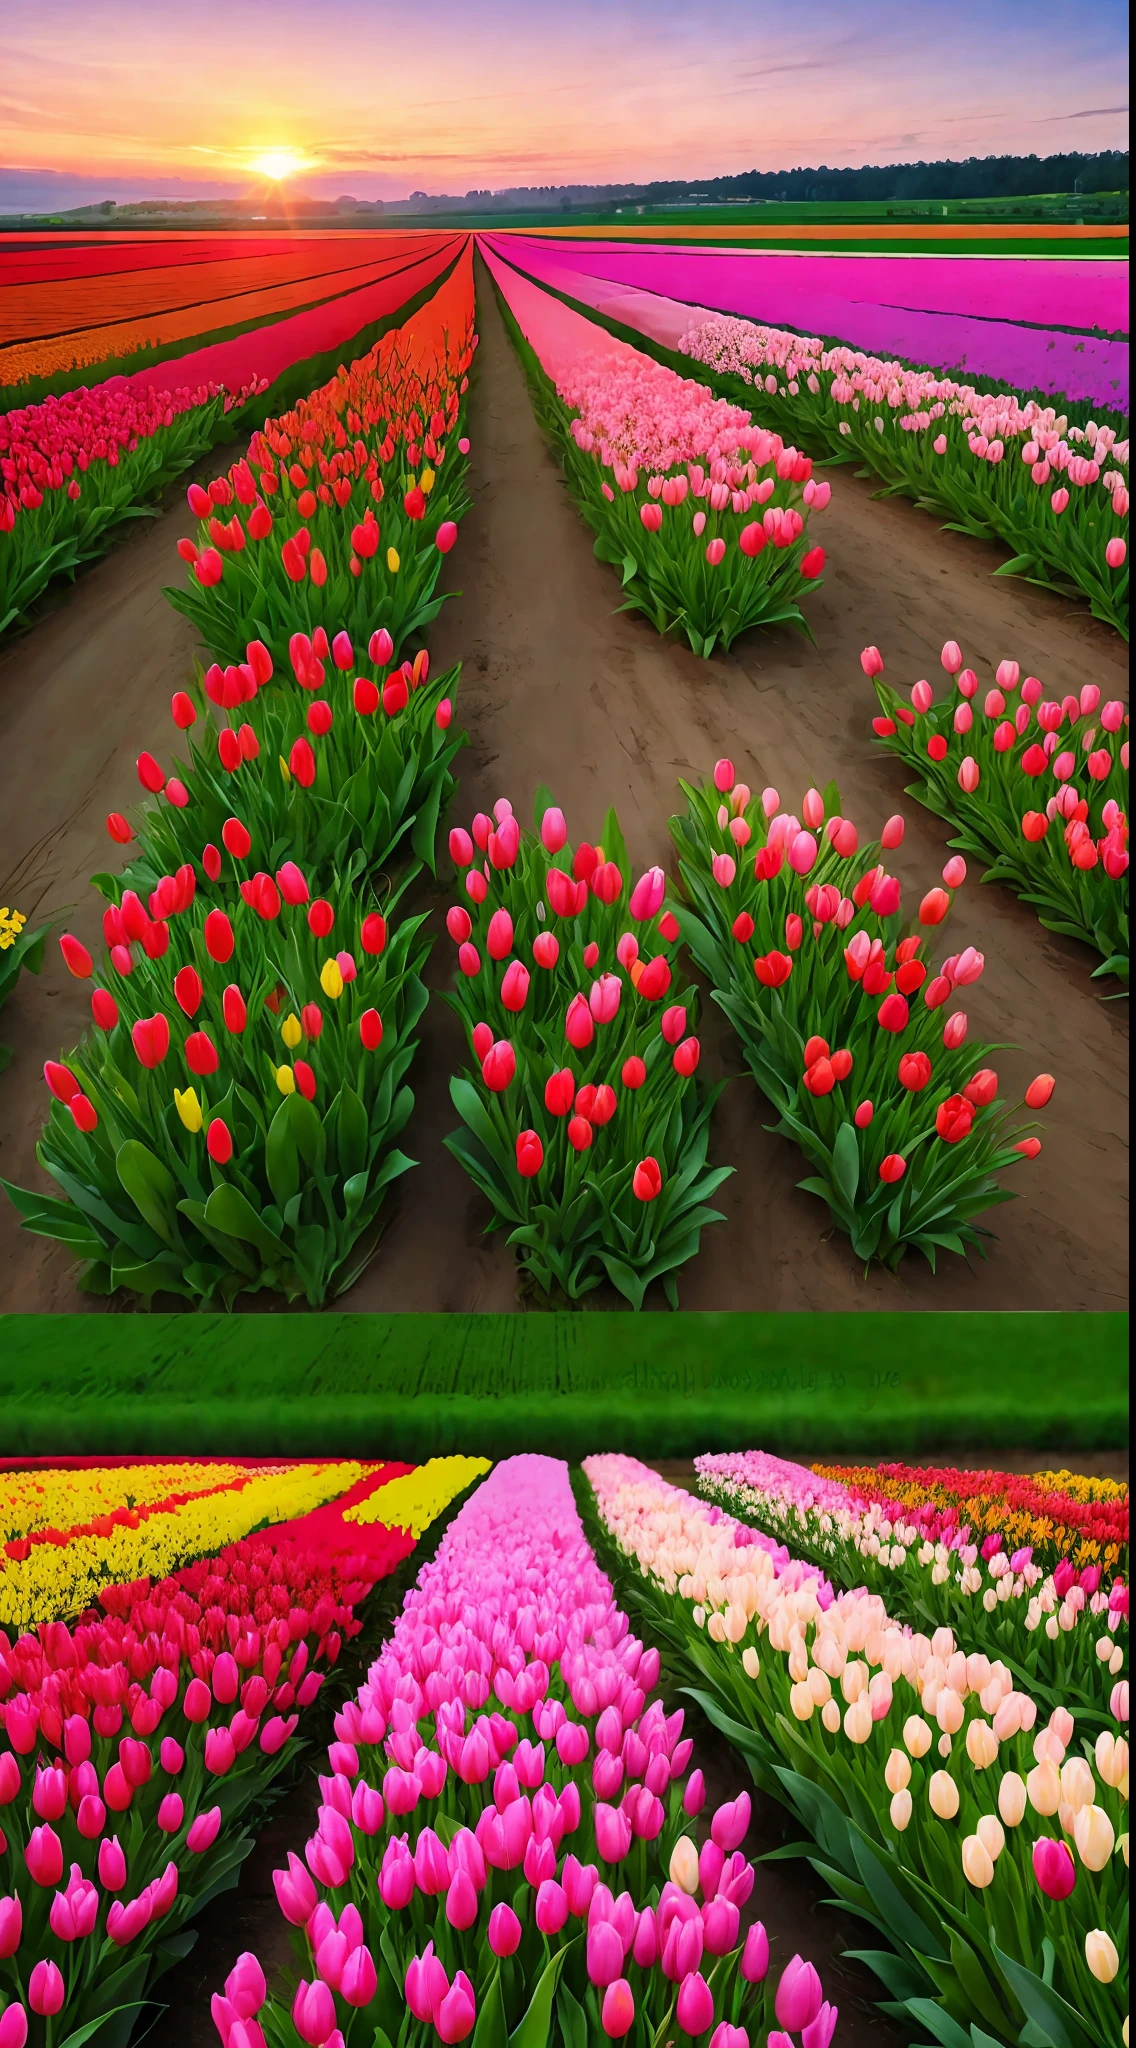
left=0, top=1312, right=1126, bottom=1457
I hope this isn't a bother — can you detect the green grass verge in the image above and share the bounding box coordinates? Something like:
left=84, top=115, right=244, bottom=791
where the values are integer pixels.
left=0, top=1312, right=1126, bottom=1456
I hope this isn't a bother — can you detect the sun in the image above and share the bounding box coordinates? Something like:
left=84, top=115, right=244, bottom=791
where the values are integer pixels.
left=250, top=150, right=309, bottom=182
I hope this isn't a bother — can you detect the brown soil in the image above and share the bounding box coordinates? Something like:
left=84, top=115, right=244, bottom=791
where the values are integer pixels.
left=0, top=253, right=1128, bottom=1312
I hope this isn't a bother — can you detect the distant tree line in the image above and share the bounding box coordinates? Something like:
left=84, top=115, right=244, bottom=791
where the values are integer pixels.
left=640, top=150, right=1129, bottom=204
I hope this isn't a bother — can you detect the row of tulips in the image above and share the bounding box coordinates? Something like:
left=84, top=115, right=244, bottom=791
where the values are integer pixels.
left=693, top=1452, right=1128, bottom=1724
left=480, top=243, right=827, bottom=656
left=806, top=1462, right=1129, bottom=1573
left=0, top=1461, right=456, bottom=2048
left=2, top=262, right=479, bottom=1307
left=165, top=244, right=476, bottom=679
left=220, top=1453, right=842, bottom=2048
left=668, top=760, right=1053, bottom=1269
left=676, top=310, right=1129, bottom=638
left=585, top=1455, right=1130, bottom=2048
left=863, top=641, right=1129, bottom=984
left=443, top=794, right=731, bottom=1307
left=0, top=373, right=267, bottom=637
left=0, top=1463, right=374, bottom=1634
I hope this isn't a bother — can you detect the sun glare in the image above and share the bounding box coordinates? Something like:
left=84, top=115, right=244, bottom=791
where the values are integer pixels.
left=251, top=149, right=308, bottom=181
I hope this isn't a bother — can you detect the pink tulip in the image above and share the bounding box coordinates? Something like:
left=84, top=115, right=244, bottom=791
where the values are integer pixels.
left=629, top=866, right=666, bottom=920
left=860, top=646, right=884, bottom=677
left=589, top=975, right=621, bottom=1025
left=601, top=1979, right=636, bottom=2038
left=775, top=1955, right=823, bottom=2030
left=676, top=1971, right=715, bottom=2035
left=541, top=807, right=567, bottom=852
left=1105, top=538, right=1126, bottom=569
left=488, top=1903, right=522, bottom=1955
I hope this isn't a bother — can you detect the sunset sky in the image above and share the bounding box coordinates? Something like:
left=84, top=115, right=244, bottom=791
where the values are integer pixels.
left=0, top=0, right=1128, bottom=210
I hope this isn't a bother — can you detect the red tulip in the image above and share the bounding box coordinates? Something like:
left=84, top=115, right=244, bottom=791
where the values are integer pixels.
left=619, top=1057, right=645, bottom=1091
left=436, top=521, right=458, bottom=552
left=218, top=729, right=242, bottom=773
left=533, top=932, right=559, bottom=969
left=487, top=909, right=514, bottom=961
left=300, top=1003, right=322, bottom=1039
left=361, top=913, right=387, bottom=955
left=804, top=1057, right=835, bottom=1095
left=565, top=995, right=594, bottom=1049
left=877, top=993, right=909, bottom=1033
left=732, top=912, right=754, bottom=943
left=204, top=910, right=234, bottom=963
left=919, top=889, right=951, bottom=926
left=516, top=1130, right=543, bottom=1176
left=59, top=933, right=93, bottom=979
left=754, top=951, right=792, bottom=989
left=132, top=1014, right=170, bottom=1069
left=307, top=700, right=333, bottom=737
left=404, top=487, right=426, bottom=520
left=482, top=1041, right=516, bottom=1092
left=567, top=1115, right=593, bottom=1151
left=44, top=1060, right=80, bottom=1103
left=354, top=677, right=380, bottom=716
left=185, top=1031, right=219, bottom=1077
left=799, top=546, right=825, bottom=578
left=854, top=1100, right=874, bottom=1128
left=91, top=988, right=118, bottom=1031
left=898, top=1051, right=931, bottom=1092
left=222, top=818, right=252, bottom=859
left=879, top=1153, right=906, bottom=1182
left=359, top=1009, right=383, bottom=1051
left=203, top=843, right=222, bottom=881
left=963, top=1069, right=998, bottom=1108
left=935, top=1094, right=974, bottom=1143
left=276, top=862, right=309, bottom=906
left=69, top=1093, right=98, bottom=1133
left=632, top=1157, right=663, bottom=1202
left=106, top=812, right=132, bottom=844
left=222, top=985, right=247, bottom=1034
left=673, top=1036, right=700, bottom=1078
left=1021, top=811, right=1049, bottom=842
left=636, top=955, right=672, bottom=1001
left=308, top=900, right=335, bottom=938
left=544, top=1068, right=575, bottom=1116
left=174, top=966, right=203, bottom=1017
left=501, top=961, right=530, bottom=1012
left=289, top=738, right=316, bottom=787
left=1015, top=1136, right=1042, bottom=1159
left=206, top=1119, right=233, bottom=1164
left=171, top=691, right=197, bottom=730
left=1025, top=1073, right=1054, bottom=1109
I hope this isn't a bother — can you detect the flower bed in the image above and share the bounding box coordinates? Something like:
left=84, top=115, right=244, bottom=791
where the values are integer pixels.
left=0, top=1460, right=435, bottom=2048
left=214, top=1453, right=839, bottom=2047
left=0, top=376, right=264, bottom=636
left=3, top=863, right=430, bottom=1306
left=669, top=760, right=1052, bottom=1269
left=810, top=1461, right=1130, bottom=1575
left=675, top=308, right=1129, bottom=637
left=443, top=794, right=730, bottom=1306
left=165, top=247, right=476, bottom=675
left=865, top=640, right=1129, bottom=984
left=586, top=1454, right=1130, bottom=2048
left=481, top=242, right=826, bottom=656
left=695, top=1451, right=1128, bottom=1723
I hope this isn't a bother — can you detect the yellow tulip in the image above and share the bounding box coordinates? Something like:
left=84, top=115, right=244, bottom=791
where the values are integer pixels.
left=275, top=1065, right=296, bottom=1096
left=928, top=1770, right=960, bottom=1820
left=421, top=465, right=436, bottom=494
left=281, top=1013, right=302, bottom=1049
left=346, top=1457, right=491, bottom=1536
left=961, top=1835, right=994, bottom=1888
left=174, top=1086, right=203, bottom=1134
left=387, top=547, right=400, bottom=573
left=669, top=1836, right=700, bottom=1895
left=279, top=755, right=293, bottom=783
left=320, top=958, right=344, bottom=999
left=1084, top=1929, right=1119, bottom=1984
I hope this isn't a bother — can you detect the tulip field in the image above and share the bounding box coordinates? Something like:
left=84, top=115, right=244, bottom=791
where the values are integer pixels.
left=481, top=232, right=1129, bottom=638
left=0, top=1450, right=1126, bottom=2047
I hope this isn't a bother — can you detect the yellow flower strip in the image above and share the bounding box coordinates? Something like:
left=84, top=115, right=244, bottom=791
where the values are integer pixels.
left=0, top=1460, right=367, bottom=1631
left=344, top=1457, right=492, bottom=1536
left=1, top=1459, right=256, bottom=1543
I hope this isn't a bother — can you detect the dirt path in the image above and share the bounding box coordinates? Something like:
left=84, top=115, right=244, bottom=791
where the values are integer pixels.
left=0, top=256, right=1128, bottom=1311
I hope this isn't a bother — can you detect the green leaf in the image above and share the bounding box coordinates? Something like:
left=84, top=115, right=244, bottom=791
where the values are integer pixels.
left=56, top=2005, right=147, bottom=2048
left=471, top=1966, right=509, bottom=2048
left=115, top=1140, right=183, bottom=1250
left=508, top=1937, right=577, bottom=2045
left=265, top=1099, right=301, bottom=1208
left=989, top=1941, right=1094, bottom=2048
left=334, top=1084, right=369, bottom=1177
left=831, top=1121, right=860, bottom=1210
left=621, top=554, right=639, bottom=586
left=203, top=1183, right=288, bottom=1263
